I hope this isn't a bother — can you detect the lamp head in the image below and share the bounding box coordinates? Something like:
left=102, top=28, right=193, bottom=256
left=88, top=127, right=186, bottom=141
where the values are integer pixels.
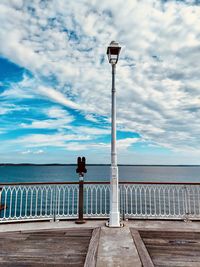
left=107, top=41, right=121, bottom=65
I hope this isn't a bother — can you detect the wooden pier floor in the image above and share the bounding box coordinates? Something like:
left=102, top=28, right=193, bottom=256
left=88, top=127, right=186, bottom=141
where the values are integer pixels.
left=0, top=228, right=93, bottom=267
left=138, top=230, right=200, bottom=267
left=1, top=221, right=200, bottom=267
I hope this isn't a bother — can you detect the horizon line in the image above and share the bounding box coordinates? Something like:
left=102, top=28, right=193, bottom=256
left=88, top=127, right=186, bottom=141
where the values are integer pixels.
left=1, top=163, right=200, bottom=167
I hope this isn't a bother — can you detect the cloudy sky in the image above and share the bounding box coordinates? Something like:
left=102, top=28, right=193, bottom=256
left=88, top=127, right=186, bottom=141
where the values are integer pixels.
left=0, top=0, right=200, bottom=164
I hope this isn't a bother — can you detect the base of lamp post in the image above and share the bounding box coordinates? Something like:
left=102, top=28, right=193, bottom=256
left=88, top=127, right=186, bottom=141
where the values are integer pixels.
left=106, top=219, right=124, bottom=228
left=108, top=211, right=121, bottom=227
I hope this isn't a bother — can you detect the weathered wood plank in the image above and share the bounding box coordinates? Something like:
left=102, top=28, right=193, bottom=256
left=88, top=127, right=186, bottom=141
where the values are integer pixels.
left=154, top=259, right=200, bottom=267
left=140, top=230, right=200, bottom=240
left=137, top=230, right=200, bottom=267
left=0, top=228, right=93, bottom=266
left=143, top=238, right=200, bottom=246
left=130, top=229, right=155, bottom=267
left=146, top=244, right=200, bottom=253
left=20, top=228, right=94, bottom=234
left=84, top=227, right=101, bottom=267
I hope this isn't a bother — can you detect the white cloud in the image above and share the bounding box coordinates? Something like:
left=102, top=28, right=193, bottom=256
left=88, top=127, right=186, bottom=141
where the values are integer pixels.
left=45, top=106, right=71, bottom=119
left=117, top=138, right=140, bottom=150
left=20, top=106, right=74, bottom=130
left=0, top=103, right=29, bottom=115
left=12, top=130, right=139, bottom=153
left=65, top=142, right=88, bottom=151
left=13, top=132, right=91, bottom=148
left=0, top=0, right=200, bottom=158
left=20, top=119, right=69, bottom=130
left=34, top=149, right=44, bottom=154
left=20, top=149, right=44, bottom=155
left=76, top=126, right=110, bottom=135
left=38, top=86, right=81, bottom=111
left=85, top=114, right=99, bottom=123
left=0, top=107, right=10, bottom=115
left=64, top=137, right=140, bottom=152
left=21, top=150, right=31, bottom=155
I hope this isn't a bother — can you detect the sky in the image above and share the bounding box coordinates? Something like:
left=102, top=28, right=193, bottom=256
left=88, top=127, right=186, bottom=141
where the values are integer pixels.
left=0, top=0, right=200, bottom=164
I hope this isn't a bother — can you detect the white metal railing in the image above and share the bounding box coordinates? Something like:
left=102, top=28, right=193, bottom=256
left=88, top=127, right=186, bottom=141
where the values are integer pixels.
left=55, top=184, right=110, bottom=219
left=53, top=184, right=79, bottom=219
left=186, top=185, right=200, bottom=219
left=121, top=183, right=200, bottom=220
left=0, top=182, right=200, bottom=223
left=84, top=184, right=110, bottom=218
left=0, top=183, right=110, bottom=222
left=0, top=184, right=79, bottom=222
left=0, top=184, right=54, bottom=222
left=122, top=184, right=184, bottom=219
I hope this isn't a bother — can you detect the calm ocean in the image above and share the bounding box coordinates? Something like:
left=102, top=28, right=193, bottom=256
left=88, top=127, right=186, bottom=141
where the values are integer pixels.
left=0, top=165, right=200, bottom=183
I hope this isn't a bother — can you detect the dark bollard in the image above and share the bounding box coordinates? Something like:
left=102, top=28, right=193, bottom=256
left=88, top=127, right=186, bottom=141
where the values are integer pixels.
left=75, top=157, right=87, bottom=224
left=75, top=175, right=86, bottom=224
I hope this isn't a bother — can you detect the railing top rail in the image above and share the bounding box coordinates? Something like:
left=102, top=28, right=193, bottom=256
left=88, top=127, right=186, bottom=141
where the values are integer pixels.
left=0, top=181, right=79, bottom=186
left=0, top=181, right=200, bottom=186
left=120, top=181, right=200, bottom=185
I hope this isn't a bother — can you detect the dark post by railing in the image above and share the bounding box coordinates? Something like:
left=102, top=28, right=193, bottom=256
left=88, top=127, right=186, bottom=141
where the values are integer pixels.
left=75, top=157, right=87, bottom=224
left=0, top=187, right=4, bottom=212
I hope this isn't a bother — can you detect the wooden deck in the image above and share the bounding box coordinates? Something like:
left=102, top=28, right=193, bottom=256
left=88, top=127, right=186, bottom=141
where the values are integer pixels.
left=132, top=229, right=200, bottom=267
left=0, top=228, right=95, bottom=267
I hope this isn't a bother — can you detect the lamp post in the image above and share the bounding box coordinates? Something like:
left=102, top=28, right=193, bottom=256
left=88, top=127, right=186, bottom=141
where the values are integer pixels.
left=107, top=41, right=121, bottom=227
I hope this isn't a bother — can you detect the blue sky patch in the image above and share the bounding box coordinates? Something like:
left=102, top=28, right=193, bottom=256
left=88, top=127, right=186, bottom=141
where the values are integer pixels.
left=0, top=57, right=25, bottom=83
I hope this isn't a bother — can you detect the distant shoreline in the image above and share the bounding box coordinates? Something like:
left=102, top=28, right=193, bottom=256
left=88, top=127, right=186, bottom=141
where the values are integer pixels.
left=0, top=163, right=200, bottom=167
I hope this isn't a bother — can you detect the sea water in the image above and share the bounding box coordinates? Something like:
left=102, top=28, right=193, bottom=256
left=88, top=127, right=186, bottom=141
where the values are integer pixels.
left=0, top=165, right=200, bottom=183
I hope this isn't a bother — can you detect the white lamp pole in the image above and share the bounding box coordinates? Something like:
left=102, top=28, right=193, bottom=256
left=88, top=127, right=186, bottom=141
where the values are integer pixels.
left=107, top=41, right=121, bottom=227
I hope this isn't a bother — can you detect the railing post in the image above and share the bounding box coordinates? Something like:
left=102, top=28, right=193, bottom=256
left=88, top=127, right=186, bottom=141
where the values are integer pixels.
left=183, top=185, right=190, bottom=222
left=75, top=175, right=86, bottom=224
left=51, top=185, right=57, bottom=222
left=121, top=185, right=126, bottom=221
left=0, top=187, right=4, bottom=212
left=54, top=185, right=59, bottom=222
left=0, top=187, right=2, bottom=211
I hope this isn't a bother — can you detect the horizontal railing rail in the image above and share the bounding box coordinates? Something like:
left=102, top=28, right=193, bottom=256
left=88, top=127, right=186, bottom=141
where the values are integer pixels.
left=1, top=181, right=200, bottom=185
left=0, top=182, right=200, bottom=223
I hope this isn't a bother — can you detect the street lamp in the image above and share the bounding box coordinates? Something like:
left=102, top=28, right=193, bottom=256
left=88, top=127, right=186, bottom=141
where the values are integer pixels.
left=107, top=41, right=121, bottom=227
